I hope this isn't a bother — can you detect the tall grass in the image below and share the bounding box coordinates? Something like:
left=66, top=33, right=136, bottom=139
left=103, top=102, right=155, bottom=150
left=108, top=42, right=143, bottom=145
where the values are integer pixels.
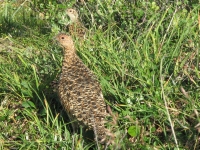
left=0, top=0, right=200, bottom=149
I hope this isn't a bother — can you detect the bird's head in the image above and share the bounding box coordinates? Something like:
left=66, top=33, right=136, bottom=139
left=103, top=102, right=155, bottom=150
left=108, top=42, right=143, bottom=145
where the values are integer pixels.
left=55, top=33, right=74, bottom=50
left=66, top=8, right=78, bottom=22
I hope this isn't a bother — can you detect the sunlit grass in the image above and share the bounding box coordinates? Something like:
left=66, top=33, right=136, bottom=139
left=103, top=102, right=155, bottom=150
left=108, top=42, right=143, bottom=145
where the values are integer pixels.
left=0, top=0, right=200, bottom=149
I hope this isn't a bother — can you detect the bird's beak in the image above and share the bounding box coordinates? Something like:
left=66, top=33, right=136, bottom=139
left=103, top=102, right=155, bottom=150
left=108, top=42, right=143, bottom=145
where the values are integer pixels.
left=52, top=33, right=61, bottom=45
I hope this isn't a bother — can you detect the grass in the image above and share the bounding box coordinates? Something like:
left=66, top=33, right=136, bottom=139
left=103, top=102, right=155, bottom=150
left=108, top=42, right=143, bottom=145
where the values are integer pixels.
left=0, top=0, right=200, bottom=149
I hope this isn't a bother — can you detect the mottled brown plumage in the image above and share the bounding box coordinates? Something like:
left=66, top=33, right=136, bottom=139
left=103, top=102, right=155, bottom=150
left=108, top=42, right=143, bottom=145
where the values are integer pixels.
left=66, top=8, right=87, bottom=39
left=56, top=33, right=108, bottom=143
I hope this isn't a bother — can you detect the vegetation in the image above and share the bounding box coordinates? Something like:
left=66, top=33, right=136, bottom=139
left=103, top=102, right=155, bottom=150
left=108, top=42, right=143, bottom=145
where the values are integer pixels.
left=0, top=0, right=200, bottom=149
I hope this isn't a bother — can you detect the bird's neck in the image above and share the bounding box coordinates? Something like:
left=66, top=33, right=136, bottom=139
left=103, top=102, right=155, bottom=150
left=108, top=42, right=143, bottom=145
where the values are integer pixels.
left=70, top=18, right=78, bottom=24
left=62, top=47, right=77, bottom=67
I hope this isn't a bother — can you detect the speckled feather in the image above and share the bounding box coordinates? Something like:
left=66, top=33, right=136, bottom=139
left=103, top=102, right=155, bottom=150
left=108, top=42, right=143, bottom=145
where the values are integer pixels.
left=56, top=33, right=107, bottom=142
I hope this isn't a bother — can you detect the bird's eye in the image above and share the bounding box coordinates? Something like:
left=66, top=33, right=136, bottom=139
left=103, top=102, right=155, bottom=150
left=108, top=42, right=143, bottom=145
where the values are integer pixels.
left=69, top=10, right=72, bottom=12
left=61, top=36, right=65, bottom=39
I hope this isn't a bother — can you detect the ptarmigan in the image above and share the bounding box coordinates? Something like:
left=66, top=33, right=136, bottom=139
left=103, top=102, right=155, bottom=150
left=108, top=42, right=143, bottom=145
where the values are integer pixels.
left=66, top=8, right=87, bottom=39
left=55, top=33, right=109, bottom=143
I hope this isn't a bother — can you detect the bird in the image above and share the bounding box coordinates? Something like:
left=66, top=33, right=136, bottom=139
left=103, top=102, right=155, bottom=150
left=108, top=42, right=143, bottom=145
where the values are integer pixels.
left=55, top=33, right=110, bottom=144
left=66, top=8, right=87, bottom=39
